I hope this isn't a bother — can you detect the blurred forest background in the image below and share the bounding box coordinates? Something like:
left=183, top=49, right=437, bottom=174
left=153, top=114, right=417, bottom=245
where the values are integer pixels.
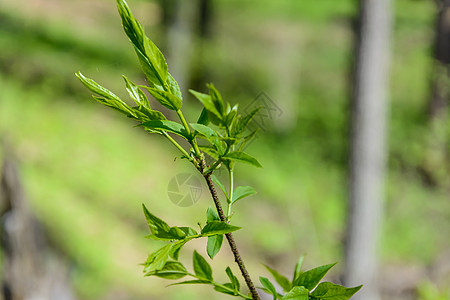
left=0, top=0, right=449, bottom=299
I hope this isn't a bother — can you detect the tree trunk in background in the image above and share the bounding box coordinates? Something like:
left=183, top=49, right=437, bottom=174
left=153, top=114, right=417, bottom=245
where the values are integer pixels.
left=345, top=0, right=392, bottom=300
left=188, top=0, right=214, bottom=92
left=0, top=147, right=77, bottom=300
left=428, top=0, right=450, bottom=119
left=159, top=0, right=213, bottom=95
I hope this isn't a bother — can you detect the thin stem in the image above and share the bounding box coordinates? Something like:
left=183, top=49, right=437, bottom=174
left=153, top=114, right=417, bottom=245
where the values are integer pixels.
left=186, top=273, right=252, bottom=299
left=176, top=109, right=202, bottom=157
left=203, top=172, right=260, bottom=300
left=162, top=131, right=192, bottom=161
left=227, top=167, right=234, bottom=221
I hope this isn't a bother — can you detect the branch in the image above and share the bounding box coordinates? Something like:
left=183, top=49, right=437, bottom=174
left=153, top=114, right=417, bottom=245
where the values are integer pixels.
left=203, top=172, right=260, bottom=300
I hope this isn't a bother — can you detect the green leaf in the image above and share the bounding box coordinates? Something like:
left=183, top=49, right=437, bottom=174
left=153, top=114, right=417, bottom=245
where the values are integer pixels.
left=168, top=227, right=187, bottom=239
left=143, top=87, right=182, bottom=110
left=201, top=221, right=241, bottom=236
left=260, top=277, right=277, bottom=300
left=143, top=243, right=173, bottom=273
left=169, top=240, right=188, bottom=260
left=214, top=283, right=236, bottom=296
left=232, top=186, right=257, bottom=204
left=223, top=104, right=238, bottom=127
left=292, top=263, right=336, bottom=290
left=178, top=226, right=198, bottom=237
left=189, top=89, right=222, bottom=125
left=197, top=107, right=210, bottom=125
left=141, top=120, right=189, bottom=139
left=193, top=251, right=213, bottom=281
left=281, top=286, right=309, bottom=300
left=142, top=204, right=171, bottom=236
left=211, top=175, right=229, bottom=200
left=206, top=207, right=223, bottom=259
left=207, top=83, right=225, bottom=116
left=226, top=267, right=241, bottom=292
left=310, top=282, right=362, bottom=300
left=76, top=72, right=133, bottom=115
left=207, top=233, right=223, bottom=259
left=190, top=123, right=225, bottom=154
left=92, top=96, right=135, bottom=117
left=132, top=105, right=166, bottom=121
left=293, top=255, right=305, bottom=283
left=168, top=279, right=211, bottom=286
left=223, top=151, right=262, bottom=168
left=116, top=0, right=168, bottom=87
left=166, top=73, right=182, bottom=99
left=238, top=129, right=259, bottom=151
left=264, top=265, right=291, bottom=293
left=206, top=206, right=220, bottom=223
left=199, top=145, right=220, bottom=160
left=234, top=106, right=262, bottom=136
left=145, top=260, right=187, bottom=279
left=123, top=75, right=150, bottom=109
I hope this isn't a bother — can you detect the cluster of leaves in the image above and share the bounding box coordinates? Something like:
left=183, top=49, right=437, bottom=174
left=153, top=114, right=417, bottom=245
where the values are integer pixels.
left=142, top=204, right=361, bottom=300
left=76, top=0, right=362, bottom=299
left=259, top=257, right=361, bottom=299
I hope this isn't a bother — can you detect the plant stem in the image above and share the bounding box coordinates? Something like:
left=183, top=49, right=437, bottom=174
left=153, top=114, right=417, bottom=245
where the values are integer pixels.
left=162, top=131, right=192, bottom=161
left=186, top=273, right=252, bottom=299
left=176, top=109, right=202, bottom=158
left=227, top=167, right=234, bottom=221
left=203, top=172, right=260, bottom=300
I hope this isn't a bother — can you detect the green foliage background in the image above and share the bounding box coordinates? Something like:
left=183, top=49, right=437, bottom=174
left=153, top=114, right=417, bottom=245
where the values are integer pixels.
left=0, top=0, right=448, bottom=299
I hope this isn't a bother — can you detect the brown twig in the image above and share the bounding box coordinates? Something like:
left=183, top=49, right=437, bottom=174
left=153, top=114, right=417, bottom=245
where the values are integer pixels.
left=202, top=170, right=260, bottom=300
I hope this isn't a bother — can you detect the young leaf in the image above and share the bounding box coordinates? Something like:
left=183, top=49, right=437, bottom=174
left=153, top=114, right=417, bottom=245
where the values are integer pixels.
left=190, top=123, right=225, bottom=155
left=142, top=204, right=171, bottom=236
left=198, top=145, right=219, bottom=160
left=223, top=151, right=262, bottom=168
left=226, top=267, right=240, bottom=292
left=310, top=282, right=362, bottom=300
left=207, top=83, right=225, bottom=116
left=145, top=261, right=187, bottom=279
left=168, top=279, right=211, bottom=286
left=92, top=96, right=135, bottom=117
left=293, top=255, right=305, bottom=282
left=76, top=72, right=134, bottom=115
left=206, top=207, right=223, bottom=259
left=143, top=243, right=173, bottom=273
left=206, top=206, right=220, bottom=222
left=234, top=106, right=262, bottom=136
left=260, top=277, right=277, bottom=300
left=292, top=263, right=337, bottom=290
left=201, top=221, right=241, bottom=236
left=211, top=175, right=229, bottom=200
left=197, top=107, right=210, bottom=125
left=214, top=283, right=236, bottom=296
left=123, top=75, right=150, bottom=109
left=189, top=89, right=222, bottom=125
left=169, top=240, right=188, bottom=260
left=116, top=0, right=168, bottom=87
left=132, top=105, right=166, bottom=121
left=207, top=234, right=223, bottom=259
left=281, top=286, right=309, bottom=300
left=193, top=251, right=213, bottom=281
left=141, top=120, right=189, bottom=139
left=238, top=129, right=259, bottom=151
left=232, top=186, right=257, bottom=204
left=143, top=87, right=182, bottom=111
left=264, top=265, right=292, bottom=293
left=166, top=73, right=182, bottom=99
left=168, top=227, right=187, bottom=239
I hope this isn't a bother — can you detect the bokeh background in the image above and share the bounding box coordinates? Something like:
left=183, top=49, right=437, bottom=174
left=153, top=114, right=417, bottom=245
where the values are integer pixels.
left=0, top=0, right=449, bottom=299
